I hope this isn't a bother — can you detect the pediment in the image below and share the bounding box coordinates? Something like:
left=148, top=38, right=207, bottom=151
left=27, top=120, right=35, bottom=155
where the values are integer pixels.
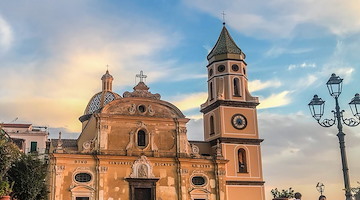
left=101, top=98, right=185, bottom=119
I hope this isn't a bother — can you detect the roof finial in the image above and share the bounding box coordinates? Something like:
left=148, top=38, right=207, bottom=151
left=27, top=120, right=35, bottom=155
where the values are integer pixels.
left=221, top=11, right=226, bottom=25
left=135, top=70, right=147, bottom=83
left=106, top=64, right=109, bottom=72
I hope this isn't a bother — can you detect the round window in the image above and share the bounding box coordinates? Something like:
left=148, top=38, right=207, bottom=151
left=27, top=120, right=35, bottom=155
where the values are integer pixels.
left=75, top=173, right=92, bottom=183
left=138, top=105, right=146, bottom=113
left=217, top=65, right=225, bottom=72
left=232, top=64, right=239, bottom=71
left=209, top=68, right=213, bottom=77
left=192, top=176, right=206, bottom=186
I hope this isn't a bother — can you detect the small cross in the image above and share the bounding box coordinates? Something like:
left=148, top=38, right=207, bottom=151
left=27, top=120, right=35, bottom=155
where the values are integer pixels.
left=221, top=11, right=226, bottom=25
left=136, top=70, right=147, bottom=82
left=106, top=65, right=109, bottom=70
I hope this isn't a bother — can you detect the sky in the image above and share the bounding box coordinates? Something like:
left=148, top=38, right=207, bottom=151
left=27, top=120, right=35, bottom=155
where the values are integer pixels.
left=1, top=0, right=360, bottom=199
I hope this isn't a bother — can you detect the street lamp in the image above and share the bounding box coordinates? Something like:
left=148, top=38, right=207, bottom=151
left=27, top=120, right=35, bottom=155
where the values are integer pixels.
left=308, top=73, right=360, bottom=200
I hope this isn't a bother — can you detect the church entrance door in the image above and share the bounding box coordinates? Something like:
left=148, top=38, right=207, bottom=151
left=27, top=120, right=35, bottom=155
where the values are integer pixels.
left=126, top=178, right=159, bottom=200
left=134, top=188, right=151, bottom=200
left=75, top=197, right=89, bottom=200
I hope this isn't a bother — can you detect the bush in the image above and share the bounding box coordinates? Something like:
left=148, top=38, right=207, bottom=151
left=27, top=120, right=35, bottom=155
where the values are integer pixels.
left=7, top=154, right=48, bottom=200
left=271, top=187, right=295, bottom=198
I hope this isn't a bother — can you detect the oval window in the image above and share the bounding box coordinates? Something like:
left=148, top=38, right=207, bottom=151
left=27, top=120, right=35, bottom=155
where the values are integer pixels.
left=192, top=176, right=206, bottom=186
left=232, top=64, right=239, bottom=71
left=138, top=105, right=146, bottom=113
left=75, top=173, right=92, bottom=183
left=217, top=65, right=225, bottom=72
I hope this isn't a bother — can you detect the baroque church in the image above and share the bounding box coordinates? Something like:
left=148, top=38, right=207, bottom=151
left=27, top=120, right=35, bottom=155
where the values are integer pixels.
left=48, top=24, right=265, bottom=200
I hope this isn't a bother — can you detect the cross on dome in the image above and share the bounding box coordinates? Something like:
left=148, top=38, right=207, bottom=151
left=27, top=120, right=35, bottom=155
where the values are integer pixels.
left=221, top=11, right=226, bottom=25
left=136, top=70, right=147, bottom=83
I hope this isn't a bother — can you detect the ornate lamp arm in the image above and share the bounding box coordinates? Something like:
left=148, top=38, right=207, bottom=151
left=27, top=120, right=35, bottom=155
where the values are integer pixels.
left=342, top=116, right=360, bottom=127
left=317, top=113, right=336, bottom=127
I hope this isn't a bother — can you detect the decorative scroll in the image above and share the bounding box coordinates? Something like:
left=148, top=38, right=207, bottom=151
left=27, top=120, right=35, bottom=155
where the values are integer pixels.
left=343, top=118, right=360, bottom=127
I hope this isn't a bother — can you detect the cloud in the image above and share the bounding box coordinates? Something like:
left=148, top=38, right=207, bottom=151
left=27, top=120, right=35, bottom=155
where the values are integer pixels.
left=301, top=74, right=318, bottom=88
left=248, top=79, right=282, bottom=92
left=0, top=15, right=12, bottom=50
left=172, top=92, right=207, bottom=111
left=184, top=0, right=360, bottom=38
left=258, top=91, right=292, bottom=109
left=265, top=47, right=313, bottom=57
left=258, top=112, right=360, bottom=200
left=288, top=62, right=316, bottom=70
left=0, top=2, right=181, bottom=133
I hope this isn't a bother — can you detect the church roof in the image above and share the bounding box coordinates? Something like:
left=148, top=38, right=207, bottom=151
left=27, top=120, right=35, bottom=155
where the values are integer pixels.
left=84, top=91, right=121, bottom=115
left=101, top=70, right=113, bottom=80
left=207, top=25, right=245, bottom=61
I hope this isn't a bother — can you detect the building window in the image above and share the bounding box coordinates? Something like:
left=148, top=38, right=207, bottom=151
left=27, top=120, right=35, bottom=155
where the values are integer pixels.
left=210, top=116, right=215, bottom=135
left=233, top=78, right=241, bottom=97
left=137, top=130, right=146, bottom=147
left=30, top=141, right=37, bottom=153
left=238, top=148, right=247, bottom=173
left=138, top=105, right=146, bottom=113
left=232, top=64, right=239, bottom=71
left=210, top=82, right=214, bottom=100
left=217, top=65, right=225, bottom=72
left=192, top=176, right=206, bottom=186
left=74, top=173, right=92, bottom=183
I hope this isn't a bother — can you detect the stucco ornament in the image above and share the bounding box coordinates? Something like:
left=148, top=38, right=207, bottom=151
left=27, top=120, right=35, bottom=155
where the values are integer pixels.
left=123, top=82, right=161, bottom=100
left=129, top=155, right=155, bottom=178
left=191, top=144, right=200, bottom=158
left=148, top=105, right=155, bottom=116
left=128, top=104, right=136, bottom=115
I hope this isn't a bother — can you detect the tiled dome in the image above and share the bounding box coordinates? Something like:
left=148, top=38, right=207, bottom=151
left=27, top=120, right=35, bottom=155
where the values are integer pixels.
left=84, top=91, right=120, bottom=115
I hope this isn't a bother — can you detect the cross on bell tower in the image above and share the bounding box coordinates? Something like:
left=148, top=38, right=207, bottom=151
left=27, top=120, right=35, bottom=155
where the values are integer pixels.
left=136, top=70, right=147, bottom=83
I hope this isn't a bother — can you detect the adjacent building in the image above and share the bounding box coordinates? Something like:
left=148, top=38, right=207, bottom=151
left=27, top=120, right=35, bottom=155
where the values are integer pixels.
left=48, top=24, right=265, bottom=200
left=1, top=123, right=49, bottom=155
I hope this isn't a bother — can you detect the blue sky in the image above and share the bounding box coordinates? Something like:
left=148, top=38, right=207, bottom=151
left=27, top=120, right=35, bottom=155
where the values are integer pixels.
left=1, top=1, right=360, bottom=199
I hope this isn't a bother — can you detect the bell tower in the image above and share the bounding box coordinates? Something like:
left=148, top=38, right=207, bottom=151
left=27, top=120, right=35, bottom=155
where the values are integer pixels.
left=201, top=24, right=265, bottom=200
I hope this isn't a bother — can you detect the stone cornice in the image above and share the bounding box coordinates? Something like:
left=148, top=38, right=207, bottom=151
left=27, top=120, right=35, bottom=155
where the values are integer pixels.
left=201, top=100, right=259, bottom=114
left=226, top=181, right=265, bottom=186
left=209, top=137, right=264, bottom=146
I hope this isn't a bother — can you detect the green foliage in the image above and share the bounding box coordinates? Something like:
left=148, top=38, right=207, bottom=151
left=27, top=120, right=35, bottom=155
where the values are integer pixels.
left=0, top=180, right=13, bottom=196
left=351, top=181, right=360, bottom=200
left=271, top=187, right=295, bottom=198
left=0, top=130, right=21, bottom=179
left=7, top=154, right=48, bottom=200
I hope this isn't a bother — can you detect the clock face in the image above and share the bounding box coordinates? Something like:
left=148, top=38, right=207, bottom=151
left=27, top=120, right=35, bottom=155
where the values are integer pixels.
left=231, top=114, right=247, bottom=130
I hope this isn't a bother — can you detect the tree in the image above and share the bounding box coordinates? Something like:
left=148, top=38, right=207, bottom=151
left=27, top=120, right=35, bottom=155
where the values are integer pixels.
left=0, top=129, right=21, bottom=179
left=7, top=154, right=48, bottom=200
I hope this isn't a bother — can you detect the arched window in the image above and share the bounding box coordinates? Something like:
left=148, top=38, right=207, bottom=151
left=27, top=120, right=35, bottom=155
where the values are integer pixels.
left=210, top=116, right=215, bottom=135
left=210, top=82, right=214, bottom=100
left=238, top=148, right=247, bottom=173
left=137, top=130, right=146, bottom=147
left=233, top=78, right=241, bottom=97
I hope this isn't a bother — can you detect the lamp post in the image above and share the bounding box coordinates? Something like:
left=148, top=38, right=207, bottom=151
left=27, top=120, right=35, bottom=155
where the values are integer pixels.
left=308, top=73, right=360, bottom=200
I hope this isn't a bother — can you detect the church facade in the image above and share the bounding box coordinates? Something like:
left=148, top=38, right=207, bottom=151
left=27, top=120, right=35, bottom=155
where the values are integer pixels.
left=48, top=25, right=265, bottom=200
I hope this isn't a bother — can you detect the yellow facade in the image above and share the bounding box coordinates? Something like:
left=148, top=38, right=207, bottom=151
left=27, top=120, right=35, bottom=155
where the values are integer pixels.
left=48, top=25, right=265, bottom=200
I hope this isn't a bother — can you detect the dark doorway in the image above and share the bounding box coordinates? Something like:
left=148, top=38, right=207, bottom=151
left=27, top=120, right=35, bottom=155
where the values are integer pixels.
left=126, top=178, right=159, bottom=200
left=135, top=188, right=151, bottom=200
left=76, top=197, right=89, bottom=200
